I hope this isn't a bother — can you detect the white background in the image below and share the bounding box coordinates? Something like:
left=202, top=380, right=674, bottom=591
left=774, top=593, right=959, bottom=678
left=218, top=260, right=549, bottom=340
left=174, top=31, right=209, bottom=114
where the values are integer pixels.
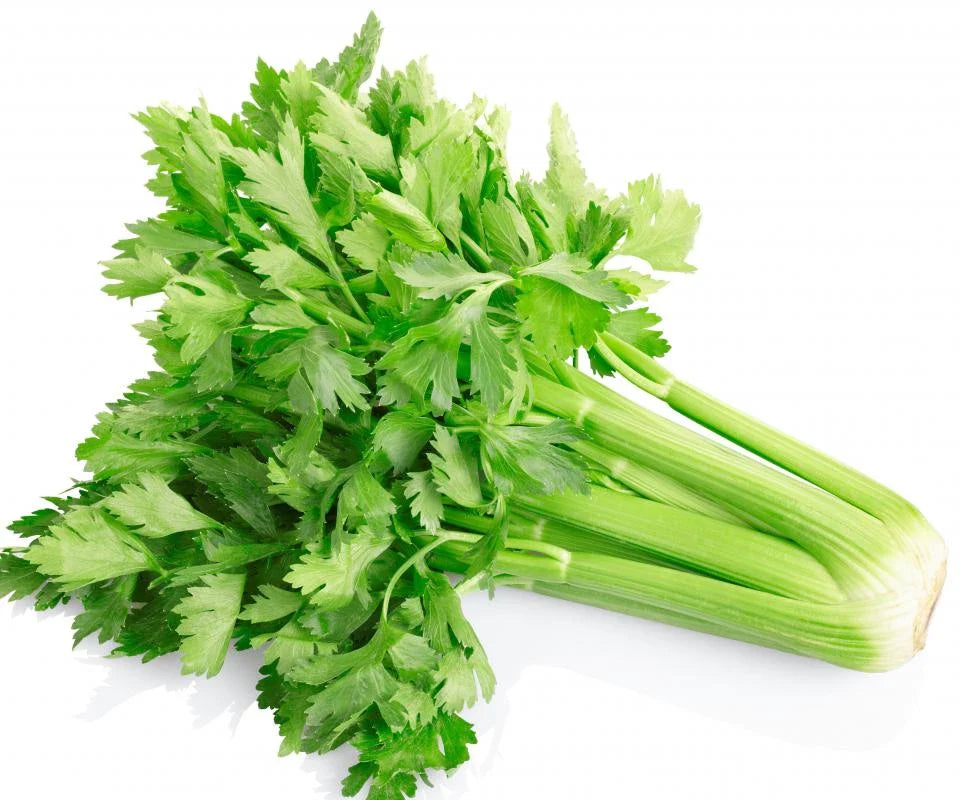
left=1, top=1, right=957, bottom=797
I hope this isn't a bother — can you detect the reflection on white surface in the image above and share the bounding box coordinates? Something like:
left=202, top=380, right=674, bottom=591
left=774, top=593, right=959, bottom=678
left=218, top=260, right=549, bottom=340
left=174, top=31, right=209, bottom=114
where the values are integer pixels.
left=463, top=586, right=922, bottom=749
left=77, top=647, right=262, bottom=732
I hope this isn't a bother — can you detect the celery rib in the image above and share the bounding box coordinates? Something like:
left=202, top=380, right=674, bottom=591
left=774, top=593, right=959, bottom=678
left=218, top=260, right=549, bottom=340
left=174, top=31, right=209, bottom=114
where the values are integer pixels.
left=515, top=485, right=844, bottom=603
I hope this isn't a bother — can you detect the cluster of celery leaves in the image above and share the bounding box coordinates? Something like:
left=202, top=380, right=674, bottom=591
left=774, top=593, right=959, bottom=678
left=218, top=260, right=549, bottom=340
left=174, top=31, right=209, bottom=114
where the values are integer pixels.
left=0, top=13, right=700, bottom=800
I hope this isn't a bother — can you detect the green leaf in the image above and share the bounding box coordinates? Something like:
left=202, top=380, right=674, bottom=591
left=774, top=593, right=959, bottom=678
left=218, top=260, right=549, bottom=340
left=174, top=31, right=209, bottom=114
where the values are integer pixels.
left=283, top=623, right=388, bottom=686
left=310, top=85, right=397, bottom=183
left=619, top=175, right=700, bottom=272
left=72, top=574, right=137, bottom=647
left=24, top=508, right=154, bottom=592
left=112, top=587, right=184, bottom=662
left=230, top=116, right=334, bottom=263
left=376, top=310, right=465, bottom=412
left=8, top=507, right=61, bottom=539
left=201, top=531, right=285, bottom=566
left=255, top=619, right=336, bottom=675
left=335, top=212, right=392, bottom=270
left=239, top=584, right=303, bottom=624
left=316, top=148, right=375, bottom=225
left=164, top=274, right=252, bottom=363
left=377, top=294, right=512, bottom=412
left=422, top=574, right=487, bottom=654
left=0, top=551, right=46, bottom=601
left=368, top=58, right=437, bottom=142
left=101, top=246, right=177, bottom=299
left=520, top=253, right=628, bottom=305
left=250, top=298, right=317, bottom=331
left=242, top=58, right=287, bottom=140
left=102, top=473, right=217, bottom=537
left=480, top=420, right=587, bottom=496
left=122, top=218, right=222, bottom=256
left=605, top=308, right=671, bottom=358
left=399, top=137, right=475, bottom=230
left=329, top=11, right=383, bottom=103
left=434, top=649, right=494, bottom=713
left=246, top=241, right=334, bottom=291
left=366, top=191, right=446, bottom=252
left=77, top=417, right=202, bottom=482
left=428, top=428, right=483, bottom=508
left=542, top=104, right=606, bottom=217
left=392, top=251, right=510, bottom=300
left=404, top=471, right=444, bottom=534
left=573, top=200, right=629, bottom=265
left=134, top=103, right=186, bottom=159
left=517, top=253, right=627, bottom=360
left=605, top=269, right=668, bottom=298
left=188, top=449, right=277, bottom=538
left=344, top=712, right=476, bottom=799
left=179, top=106, right=230, bottom=221
left=518, top=278, right=607, bottom=360
left=281, top=61, right=321, bottom=132
left=192, top=331, right=235, bottom=392
left=286, top=528, right=392, bottom=610
left=407, top=99, right=480, bottom=156
left=305, top=663, right=399, bottom=751
left=338, top=467, right=397, bottom=531
left=387, top=631, right=439, bottom=675
left=373, top=410, right=436, bottom=474
left=257, top=326, right=370, bottom=415
left=480, top=196, right=537, bottom=267
left=467, top=312, right=518, bottom=410
left=174, top=572, right=246, bottom=677
left=279, top=413, right=328, bottom=476
left=378, top=683, right=437, bottom=732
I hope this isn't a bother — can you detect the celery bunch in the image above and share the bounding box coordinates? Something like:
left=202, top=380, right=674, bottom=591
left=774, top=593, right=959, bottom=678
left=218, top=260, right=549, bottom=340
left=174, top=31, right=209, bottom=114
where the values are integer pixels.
left=1, top=13, right=945, bottom=800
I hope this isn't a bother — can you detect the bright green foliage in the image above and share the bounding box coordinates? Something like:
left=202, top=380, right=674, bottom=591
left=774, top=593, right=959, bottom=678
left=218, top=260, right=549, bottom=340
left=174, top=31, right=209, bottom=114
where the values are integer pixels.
left=72, top=574, right=137, bottom=647
left=543, top=105, right=606, bottom=217
left=372, top=410, right=436, bottom=474
left=479, top=420, right=587, bottom=496
left=427, top=428, right=484, bottom=509
left=517, top=253, right=629, bottom=359
left=240, top=584, right=303, bottom=624
left=164, top=274, right=252, bottom=364
left=404, top=472, right=444, bottom=533
left=102, top=246, right=178, bottom=299
left=174, top=571, right=246, bottom=677
left=187, top=449, right=278, bottom=538
left=286, top=529, right=392, bottom=609
left=24, top=508, right=155, bottom=592
left=0, top=552, right=46, bottom=601
left=0, top=12, right=715, bottom=800
left=246, top=241, right=334, bottom=291
left=619, top=175, right=700, bottom=272
left=258, top=326, right=371, bottom=415
left=102, top=473, right=217, bottom=536
left=231, top=115, right=336, bottom=263
left=606, top=308, right=670, bottom=358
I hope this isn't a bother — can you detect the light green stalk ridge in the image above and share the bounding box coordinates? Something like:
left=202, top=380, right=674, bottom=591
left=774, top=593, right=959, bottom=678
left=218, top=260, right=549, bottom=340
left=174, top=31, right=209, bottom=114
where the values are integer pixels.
left=568, top=436, right=758, bottom=528
left=441, top=506, right=673, bottom=566
left=599, top=332, right=947, bottom=613
left=429, top=539, right=918, bottom=672
left=530, top=370, right=905, bottom=599
left=515, top=338, right=946, bottom=664
left=514, top=485, right=844, bottom=603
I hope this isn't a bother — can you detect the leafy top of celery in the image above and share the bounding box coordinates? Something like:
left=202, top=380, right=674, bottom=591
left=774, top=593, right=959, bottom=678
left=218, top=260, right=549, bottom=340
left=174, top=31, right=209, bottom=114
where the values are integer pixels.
left=3, top=12, right=699, bottom=799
